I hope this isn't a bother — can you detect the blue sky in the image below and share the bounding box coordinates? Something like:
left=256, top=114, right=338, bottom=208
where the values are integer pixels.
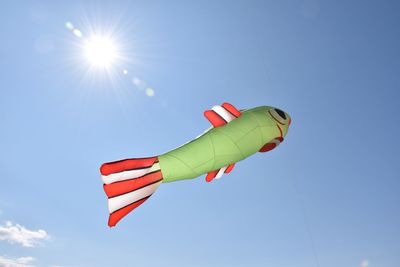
left=0, top=1, right=399, bottom=266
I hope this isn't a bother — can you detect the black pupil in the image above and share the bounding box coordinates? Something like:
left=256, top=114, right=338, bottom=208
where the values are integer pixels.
left=275, top=109, right=286, bottom=120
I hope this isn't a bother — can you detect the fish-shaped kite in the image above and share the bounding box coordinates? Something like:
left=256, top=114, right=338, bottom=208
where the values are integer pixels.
left=100, top=103, right=291, bottom=227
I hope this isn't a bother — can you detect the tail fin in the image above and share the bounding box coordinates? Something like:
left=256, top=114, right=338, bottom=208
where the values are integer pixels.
left=100, top=156, right=163, bottom=227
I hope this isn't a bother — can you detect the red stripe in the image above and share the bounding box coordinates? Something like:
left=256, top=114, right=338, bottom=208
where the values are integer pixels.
left=103, top=171, right=163, bottom=198
left=100, top=157, right=157, bottom=176
left=222, top=102, right=241, bottom=117
left=204, top=110, right=226, bottom=127
left=108, top=196, right=150, bottom=227
left=205, top=170, right=218, bottom=182
left=225, top=163, right=235, bottom=174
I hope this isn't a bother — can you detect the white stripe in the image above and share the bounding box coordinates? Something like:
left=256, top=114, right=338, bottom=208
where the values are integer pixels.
left=212, top=105, right=236, bottom=123
left=108, top=180, right=162, bottom=213
left=215, top=166, right=228, bottom=179
left=102, top=163, right=160, bottom=184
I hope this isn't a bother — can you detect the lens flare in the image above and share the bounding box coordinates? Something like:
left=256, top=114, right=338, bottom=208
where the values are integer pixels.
left=145, top=88, right=155, bottom=97
left=73, top=29, right=82, bottom=38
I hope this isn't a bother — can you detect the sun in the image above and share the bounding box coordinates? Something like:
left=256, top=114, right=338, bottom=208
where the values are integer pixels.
left=65, top=18, right=132, bottom=85
left=83, top=35, right=119, bottom=69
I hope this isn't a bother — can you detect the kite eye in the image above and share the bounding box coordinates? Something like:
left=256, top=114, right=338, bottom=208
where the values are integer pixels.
left=274, top=108, right=286, bottom=120
left=268, top=108, right=288, bottom=125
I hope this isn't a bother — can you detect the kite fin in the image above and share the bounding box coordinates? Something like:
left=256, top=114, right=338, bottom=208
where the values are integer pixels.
left=204, top=102, right=242, bottom=127
left=259, top=137, right=284, bottom=153
left=100, top=157, right=163, bottom=227
left=205, top=163, right=236, bottom=182
left=225, top=163, right=235, bottom=173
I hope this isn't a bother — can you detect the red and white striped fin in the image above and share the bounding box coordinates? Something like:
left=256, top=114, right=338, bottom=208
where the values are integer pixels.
left=205, top=163, right=236, bottom=183
left=100, top=157, right=163, bottom=227
left=224, top=163, right=235, bottom=173
left=204, top=102, right=241, bottom=128
left=259, top=137, right=284, bottom=153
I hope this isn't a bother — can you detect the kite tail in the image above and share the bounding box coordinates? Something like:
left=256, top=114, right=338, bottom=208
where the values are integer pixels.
left=100, top=156, right=163, bottom=227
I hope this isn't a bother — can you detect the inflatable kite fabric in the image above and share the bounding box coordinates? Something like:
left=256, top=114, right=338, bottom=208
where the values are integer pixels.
left=100, top=103, right=291, bottom=227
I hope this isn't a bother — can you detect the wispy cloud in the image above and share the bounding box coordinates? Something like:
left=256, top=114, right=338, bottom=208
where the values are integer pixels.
left=0, top=221, right=49, bottom=247
left=0, top=256, right=35, bottom=267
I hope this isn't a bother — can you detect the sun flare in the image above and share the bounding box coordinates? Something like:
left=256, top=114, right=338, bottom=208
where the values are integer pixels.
left=65, top=18, right=138, bottom=88
left=83, top=35, right=119, bottom=69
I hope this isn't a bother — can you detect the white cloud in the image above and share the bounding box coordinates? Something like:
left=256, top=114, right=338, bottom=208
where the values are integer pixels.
left=0, top=256, right=35, bottom=267
left=0, top=221, right=49, bottom=247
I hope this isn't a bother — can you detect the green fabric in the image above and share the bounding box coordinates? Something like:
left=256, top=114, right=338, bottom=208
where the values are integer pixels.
left=158, top=106, right=289, bottom=182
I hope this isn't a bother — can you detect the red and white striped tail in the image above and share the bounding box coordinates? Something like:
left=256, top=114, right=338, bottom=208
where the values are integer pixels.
left=100, top=156, right=163, bottom=227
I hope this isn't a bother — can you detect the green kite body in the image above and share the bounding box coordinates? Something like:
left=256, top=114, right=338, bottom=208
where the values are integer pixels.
left=100, top=103, right=291, bottom=226
left=159, top=106, right=289, bottom=182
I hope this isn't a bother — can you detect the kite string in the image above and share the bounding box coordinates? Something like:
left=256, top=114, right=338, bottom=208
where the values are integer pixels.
left=289, top=175, right=321, bottom=267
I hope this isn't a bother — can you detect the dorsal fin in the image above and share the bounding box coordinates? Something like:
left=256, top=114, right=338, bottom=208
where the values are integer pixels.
left=204, top=102, right=241, bottom=127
